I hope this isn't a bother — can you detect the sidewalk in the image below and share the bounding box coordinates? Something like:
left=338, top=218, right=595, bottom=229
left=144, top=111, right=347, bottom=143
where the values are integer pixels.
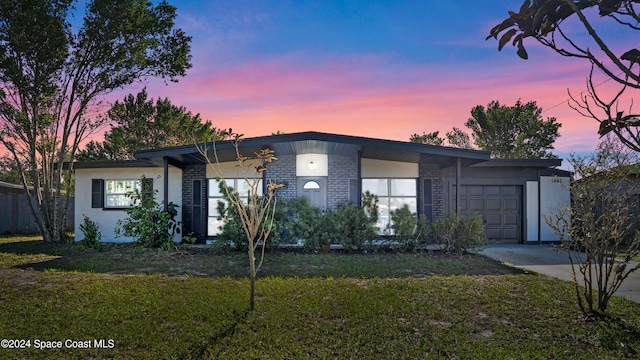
left=481, top=244, right=640, bottom=304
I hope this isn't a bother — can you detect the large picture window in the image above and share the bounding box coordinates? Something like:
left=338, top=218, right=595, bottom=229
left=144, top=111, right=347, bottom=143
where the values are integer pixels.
left=207, top=178, right=263, bottom=236
left=362, top=178, right=417, bottom=235
left=104, top=180, right=141, bottom=208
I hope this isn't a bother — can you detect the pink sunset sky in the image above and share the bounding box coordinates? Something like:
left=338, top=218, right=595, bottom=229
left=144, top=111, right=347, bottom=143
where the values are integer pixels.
left=92, top=1, right=633, bottom=159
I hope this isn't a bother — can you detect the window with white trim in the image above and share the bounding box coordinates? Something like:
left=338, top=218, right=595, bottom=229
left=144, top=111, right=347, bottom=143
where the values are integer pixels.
left=207, top=178, right=263, bottom=236
left=104, top=180, right=141, bottom=208
left=362, top=178, right=417, bottom=235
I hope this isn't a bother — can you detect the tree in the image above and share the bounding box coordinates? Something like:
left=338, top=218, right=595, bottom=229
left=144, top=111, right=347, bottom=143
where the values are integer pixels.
left=487, top=0, right=640, bottom=150
left=410, top=131, right=444, bottom=146
left=77, top=88, right=216, bottom=160
left=198, top=130, right=284, bottom=311
left=466, top=100, right=561, bottom=158
left=546, top=135, right=640, bottom=317
left=445, top=127, right=474, bottom=149
left=0, top=0, right=191, bottom=242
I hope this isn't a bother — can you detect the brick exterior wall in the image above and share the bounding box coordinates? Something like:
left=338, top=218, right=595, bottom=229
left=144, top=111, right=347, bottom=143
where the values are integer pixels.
left=419, top=163, right=445, bottom=220
left=265, top=154, right=297, bottom=203
left=182, top=164, right=207, bottom=242
left=328, top=153, right=358, bottom=210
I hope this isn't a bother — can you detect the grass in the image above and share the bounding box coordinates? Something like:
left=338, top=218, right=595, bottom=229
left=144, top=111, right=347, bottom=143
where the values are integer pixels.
left=1, top=234, right=640, bottom=359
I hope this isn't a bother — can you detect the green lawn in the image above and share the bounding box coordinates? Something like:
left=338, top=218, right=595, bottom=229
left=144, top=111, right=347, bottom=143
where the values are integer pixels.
left=1, top=235, right=640, bottom=359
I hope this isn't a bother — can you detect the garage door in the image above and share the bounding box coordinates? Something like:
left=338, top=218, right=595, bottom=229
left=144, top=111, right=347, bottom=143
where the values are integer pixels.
left=454, top=185, right=521, bottom=244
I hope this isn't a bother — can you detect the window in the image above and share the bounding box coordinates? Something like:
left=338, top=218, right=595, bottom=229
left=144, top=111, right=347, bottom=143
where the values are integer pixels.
left=303, top=180, right=320, bottom=190
left=104, top=180, right=141, bottom=208
left=362, top=178, right=417, bottom=235
left=207, top=178, right=263, bottom=236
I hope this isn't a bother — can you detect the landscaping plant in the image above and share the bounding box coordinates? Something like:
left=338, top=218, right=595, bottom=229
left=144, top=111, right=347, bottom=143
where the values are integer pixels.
left=198, top=130, right=284, bottom=311
left=389, top=204, right=430, bottom=251
left=546, top=138, right=640, bottom=317
left=115, top=177, right=181, bottom=249
left=432, top=213, right=486, bottom=254
left=78, top=214, right=103, bottom=250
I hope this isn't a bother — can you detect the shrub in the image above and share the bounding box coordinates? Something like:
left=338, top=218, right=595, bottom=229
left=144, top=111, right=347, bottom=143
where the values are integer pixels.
left=78, top=214, right=103, bottom=250
left=282, top=198, right=328, bottom=252
left=389, top=205, right=430, bottom=251
left=326, top=203, right=378, bottom=251
left=115, top=178, right=179, bottom=249
left=213, top=181, right=285, bottom=251
left=432, top=213, right=486, bottom=254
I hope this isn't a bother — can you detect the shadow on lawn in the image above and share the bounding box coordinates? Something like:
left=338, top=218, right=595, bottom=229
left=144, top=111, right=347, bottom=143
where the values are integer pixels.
left=0, top=238, right=529, bottom=278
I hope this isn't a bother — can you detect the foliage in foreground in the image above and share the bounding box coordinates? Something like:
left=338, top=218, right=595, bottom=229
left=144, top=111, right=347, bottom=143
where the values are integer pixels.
left=1, top=271, right=639, bottom=360
left=432, top=213, right=487, bottom=253
left=1, top=235, right=640, bottom=359
left=0, top=0, right=191, bottom=243
left=115, top=179, right=181, bottom=250
left=547, top=139, right=640, bottom=317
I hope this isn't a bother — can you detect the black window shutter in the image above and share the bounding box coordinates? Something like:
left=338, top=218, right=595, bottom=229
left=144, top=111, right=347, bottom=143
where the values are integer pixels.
left=141, top=178, right=154, bottom=205
left=91, top=179, right=104, bottom=208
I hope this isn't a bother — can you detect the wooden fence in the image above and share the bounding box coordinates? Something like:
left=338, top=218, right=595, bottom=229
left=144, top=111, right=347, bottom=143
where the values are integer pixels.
left=0, top=193, right=74, bottom=234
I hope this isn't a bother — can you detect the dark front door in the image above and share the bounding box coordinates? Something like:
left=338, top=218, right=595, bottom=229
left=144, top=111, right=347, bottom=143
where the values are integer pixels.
left=297, top=178, right=327, bottom=212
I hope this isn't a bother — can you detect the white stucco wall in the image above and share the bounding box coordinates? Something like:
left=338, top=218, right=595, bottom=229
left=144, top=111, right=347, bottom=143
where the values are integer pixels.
left=539, top=176, right=570, bottom=241
left=361, top=158, right=419, bottom=177
left=526, top=181, right=539, bottom=242
left=74, top=166, right=183, bottom=242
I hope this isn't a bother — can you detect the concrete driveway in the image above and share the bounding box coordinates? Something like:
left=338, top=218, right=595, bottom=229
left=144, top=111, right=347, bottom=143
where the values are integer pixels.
left=481, top=244, right=640, bottom=304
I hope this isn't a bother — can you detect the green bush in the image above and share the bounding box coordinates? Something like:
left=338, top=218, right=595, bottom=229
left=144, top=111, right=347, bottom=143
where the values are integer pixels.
left=281, top=198, right=327, bottom=252
left=432, top=213, right=486, bottom=254
left=78, top=214, right=103, bottom=250
left=115, top=179, right=179, bottom=249
left=389, top=205, right=430, bottom=251
left=213, top=181, right=285, bottom=251
left=326, top=203, right=378, bottom=251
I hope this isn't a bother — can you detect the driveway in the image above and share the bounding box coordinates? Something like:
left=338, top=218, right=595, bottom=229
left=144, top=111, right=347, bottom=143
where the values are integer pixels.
left=481, top=244, right=640, bottom=304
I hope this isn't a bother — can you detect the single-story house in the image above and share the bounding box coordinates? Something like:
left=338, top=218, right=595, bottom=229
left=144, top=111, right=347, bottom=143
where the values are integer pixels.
left=74, top=131, right=570, bottom=244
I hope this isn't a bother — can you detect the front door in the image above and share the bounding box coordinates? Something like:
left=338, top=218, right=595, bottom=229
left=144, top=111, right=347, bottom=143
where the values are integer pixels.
left=297, top=178, right=327, bottom=212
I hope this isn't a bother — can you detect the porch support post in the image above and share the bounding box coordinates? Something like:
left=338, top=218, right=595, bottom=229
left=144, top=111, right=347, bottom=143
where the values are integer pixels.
left=163, top=157, right=169, bottom=212
left=456, top=157, right=461, bottom=214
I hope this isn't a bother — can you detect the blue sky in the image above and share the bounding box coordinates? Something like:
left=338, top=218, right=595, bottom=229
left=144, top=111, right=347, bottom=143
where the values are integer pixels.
left=103, top=0, right=634, bottom=157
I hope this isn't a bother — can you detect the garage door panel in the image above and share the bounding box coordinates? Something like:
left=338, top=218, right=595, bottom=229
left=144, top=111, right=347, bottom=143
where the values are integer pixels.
left=469, top=199, right=484, bottom=211
left=504, top=199, right=518, bottom=210
left=504, top=214, right=518, bottom=225
left=485, top=214, right=502, bottom=225
left=504, top=228, right=519, bottom=239
left=485, top=228, right=503, bottom=240
left=455, top=185, right=521, bottom=244
left=486, top=199, right=501, bottom=210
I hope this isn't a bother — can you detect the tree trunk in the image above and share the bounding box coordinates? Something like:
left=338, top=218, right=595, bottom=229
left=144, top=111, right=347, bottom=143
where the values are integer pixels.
left=248, top=244, right=256, bottom=311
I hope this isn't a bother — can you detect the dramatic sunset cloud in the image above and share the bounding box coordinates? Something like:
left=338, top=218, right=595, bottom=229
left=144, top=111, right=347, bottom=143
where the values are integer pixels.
left=95, top=0, right=631, bottom=160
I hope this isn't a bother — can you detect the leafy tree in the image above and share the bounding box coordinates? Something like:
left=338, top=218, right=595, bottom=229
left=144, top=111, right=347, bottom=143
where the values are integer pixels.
left=546, top=138, right=640, bottom=317
left=410, top=131, right=444, bottom=146
left=487, top=0, right=640, bottom=151
left=0, top=0, right=191, bottom=242
left=198, top=130, right=284, bottom=311
left=445, top=127, right=474, bottom=149
left=0, top=155, right=27, bottom=184
left=78, top=88, right=216, bottom=160
left=466, top=100, right=561, bottom=159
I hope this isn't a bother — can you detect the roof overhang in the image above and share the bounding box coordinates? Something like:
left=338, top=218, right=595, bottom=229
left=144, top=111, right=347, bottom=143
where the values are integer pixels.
left=133, top=131, right=492, bottom=168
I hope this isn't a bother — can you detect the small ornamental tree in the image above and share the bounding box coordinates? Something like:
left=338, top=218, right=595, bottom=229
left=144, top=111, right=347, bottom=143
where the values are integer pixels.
left=198, top=130, right=284, bottom=311
left=546, top=137, right=640, bottom=317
